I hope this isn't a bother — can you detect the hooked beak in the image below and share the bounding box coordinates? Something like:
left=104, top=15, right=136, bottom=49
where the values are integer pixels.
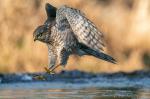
left=34, top=38, right=37, bottom=42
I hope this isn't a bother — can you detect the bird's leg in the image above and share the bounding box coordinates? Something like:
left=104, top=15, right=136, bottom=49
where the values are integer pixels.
left=44, top=64, right=60, bottom=74
left=33, top=65, right=59, bottom=80
left=50, top=64, right=60, bottom=72
left=44, top=47, right=68, bottom=74
left=44, top=52, right=57, bottom=75
left=44, top=65, right=54, bottom=74
left=33, top=65, right=56, bottom=80
left=44, top=67, right=55, bottom=74
left=33, top=66, right=57, bottom=80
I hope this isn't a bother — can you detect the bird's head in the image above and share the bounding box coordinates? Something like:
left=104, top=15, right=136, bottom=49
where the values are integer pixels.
left=33, top=25, right=50, bottom=43
left=33, top=3, right=57, bottom=43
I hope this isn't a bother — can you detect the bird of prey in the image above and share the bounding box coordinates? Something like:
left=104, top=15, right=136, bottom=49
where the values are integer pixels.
left=33, top=3, right=116, bottom=74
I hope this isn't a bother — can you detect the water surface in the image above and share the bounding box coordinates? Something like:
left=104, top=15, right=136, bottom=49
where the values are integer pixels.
left=0, top=71, right=150, bottom=99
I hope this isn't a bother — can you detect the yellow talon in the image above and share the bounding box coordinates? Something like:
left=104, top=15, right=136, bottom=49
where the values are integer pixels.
left=44, top=67, right=55, bottom=74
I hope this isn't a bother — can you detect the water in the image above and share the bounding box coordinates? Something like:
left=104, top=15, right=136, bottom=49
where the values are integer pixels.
left=0, top=82, right=150, bottom=99
left=0, top=71, right=150, bottom=99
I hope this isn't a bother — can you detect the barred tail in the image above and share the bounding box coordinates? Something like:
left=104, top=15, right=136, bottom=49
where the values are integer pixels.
left=80, top=43, right=116, bottom=64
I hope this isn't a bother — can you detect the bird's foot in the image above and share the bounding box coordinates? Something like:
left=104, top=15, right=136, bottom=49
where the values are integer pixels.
left=44, top=64, right=61, bottom=75
left=44, top=67, right=55, bottom=75
left=33, top=66, right=57, bottom=80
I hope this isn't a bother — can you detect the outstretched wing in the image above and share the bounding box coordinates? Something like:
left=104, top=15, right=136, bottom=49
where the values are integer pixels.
left=56, top=5, right=105, bottom=52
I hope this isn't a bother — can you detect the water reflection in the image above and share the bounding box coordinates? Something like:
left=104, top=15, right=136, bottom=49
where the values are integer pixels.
left=0, top=86, right=150, bottom=99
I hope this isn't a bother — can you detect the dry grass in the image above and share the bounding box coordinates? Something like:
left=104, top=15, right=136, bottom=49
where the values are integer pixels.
left=0, top=0, right=149, bottom=73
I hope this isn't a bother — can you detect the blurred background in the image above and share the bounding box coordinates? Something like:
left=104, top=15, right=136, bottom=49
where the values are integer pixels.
left=0, top=0, right=149, bottom=73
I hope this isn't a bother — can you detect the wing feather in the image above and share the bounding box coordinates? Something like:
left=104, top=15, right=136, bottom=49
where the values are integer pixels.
left=56, top=6, right=105, bottom=52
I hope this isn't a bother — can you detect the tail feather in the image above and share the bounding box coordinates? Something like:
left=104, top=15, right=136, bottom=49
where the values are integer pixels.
left=80, top=43, right=116, bottom=64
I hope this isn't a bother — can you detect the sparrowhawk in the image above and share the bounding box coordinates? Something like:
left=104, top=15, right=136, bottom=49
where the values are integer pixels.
left=33, top=3, right=116, bottom=74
